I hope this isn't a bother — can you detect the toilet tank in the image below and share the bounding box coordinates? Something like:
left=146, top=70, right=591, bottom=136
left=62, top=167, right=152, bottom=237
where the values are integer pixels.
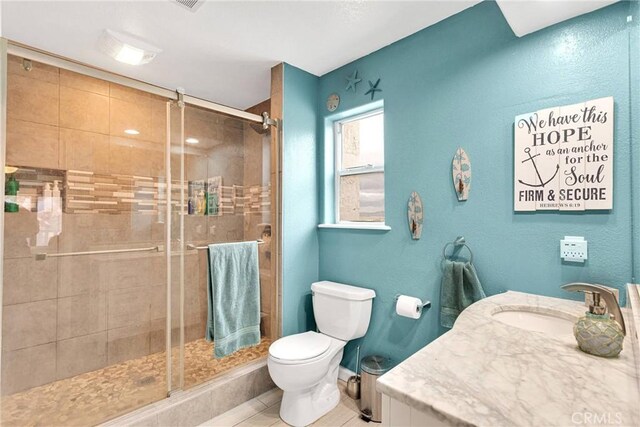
left=311, top=281, right=376, bottom=341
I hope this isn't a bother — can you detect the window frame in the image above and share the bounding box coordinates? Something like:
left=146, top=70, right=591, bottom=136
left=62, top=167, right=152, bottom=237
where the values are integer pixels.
left=333, top=108, right=385, bottom=225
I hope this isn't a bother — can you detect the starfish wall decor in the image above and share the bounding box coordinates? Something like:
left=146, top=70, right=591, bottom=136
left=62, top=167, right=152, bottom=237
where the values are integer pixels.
left=345, top=70, right=362, bottom=92
left=364, top=78, right=382, bottom=100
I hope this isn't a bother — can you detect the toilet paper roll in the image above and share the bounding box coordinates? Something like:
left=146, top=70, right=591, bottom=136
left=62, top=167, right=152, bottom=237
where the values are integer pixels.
left=395, top=295, right=423, bottom=319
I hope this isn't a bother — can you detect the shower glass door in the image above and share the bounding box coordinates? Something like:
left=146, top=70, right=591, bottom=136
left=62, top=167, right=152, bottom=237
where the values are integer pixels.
left=0, top=46, right=279, bottom=426
left=0, top=54, right=171, bottom=425
left=173, top=103, right=276, bottom=390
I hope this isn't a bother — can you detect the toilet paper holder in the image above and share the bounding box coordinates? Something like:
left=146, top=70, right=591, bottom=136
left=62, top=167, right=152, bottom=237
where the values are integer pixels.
left=394, top=294, right=431, bottom=309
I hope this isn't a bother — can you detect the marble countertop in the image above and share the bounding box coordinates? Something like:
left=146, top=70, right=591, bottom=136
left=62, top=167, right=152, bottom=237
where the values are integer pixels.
left=376, top=291, right=640, bottom=427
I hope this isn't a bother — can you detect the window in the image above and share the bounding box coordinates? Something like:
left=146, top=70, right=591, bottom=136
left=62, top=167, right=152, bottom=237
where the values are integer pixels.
left=334, top=109, right=385, bottom=223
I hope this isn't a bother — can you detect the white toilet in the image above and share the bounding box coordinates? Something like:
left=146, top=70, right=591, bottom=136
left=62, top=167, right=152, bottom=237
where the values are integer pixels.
left=268, top=281, right=376, bottom=426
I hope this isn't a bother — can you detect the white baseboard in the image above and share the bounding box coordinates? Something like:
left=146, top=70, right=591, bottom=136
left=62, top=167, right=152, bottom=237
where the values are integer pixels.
left=338, top=366, right=356, bottom=382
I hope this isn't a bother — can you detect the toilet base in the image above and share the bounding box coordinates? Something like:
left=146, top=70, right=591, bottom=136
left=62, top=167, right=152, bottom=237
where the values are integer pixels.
left=280, top=383, right=340, bottom=426
left=278, top=352, right=342, bottom=426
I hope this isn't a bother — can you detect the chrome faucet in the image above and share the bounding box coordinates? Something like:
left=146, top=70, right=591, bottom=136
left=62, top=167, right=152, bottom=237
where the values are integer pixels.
left=561, top=282, right=626, bottom=335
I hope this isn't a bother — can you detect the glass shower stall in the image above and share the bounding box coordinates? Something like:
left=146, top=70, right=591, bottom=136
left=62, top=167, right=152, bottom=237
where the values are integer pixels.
left=0, top=40, right=280, bottom=426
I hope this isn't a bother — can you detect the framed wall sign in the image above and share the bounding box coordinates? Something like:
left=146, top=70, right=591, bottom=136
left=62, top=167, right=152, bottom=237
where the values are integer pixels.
left=514, top=97, right=613, bottom=212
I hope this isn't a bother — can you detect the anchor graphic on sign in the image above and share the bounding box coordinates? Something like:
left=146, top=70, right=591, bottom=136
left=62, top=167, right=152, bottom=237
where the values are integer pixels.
left=518, top=147, right=559, bottom=188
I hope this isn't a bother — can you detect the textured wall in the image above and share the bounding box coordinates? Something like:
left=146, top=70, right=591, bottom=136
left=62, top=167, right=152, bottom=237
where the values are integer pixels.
left=281, top=64, right=320, bottom=336
left=316, top=1, right=636, bottom=371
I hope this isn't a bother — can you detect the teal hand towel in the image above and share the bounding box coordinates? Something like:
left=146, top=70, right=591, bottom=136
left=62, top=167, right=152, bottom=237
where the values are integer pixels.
left=206, top=241, right=261, bottom=358
left=440, top=260, right=486, bottom=328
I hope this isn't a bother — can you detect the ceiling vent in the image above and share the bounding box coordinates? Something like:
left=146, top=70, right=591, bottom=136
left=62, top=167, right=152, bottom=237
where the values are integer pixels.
left=173, top=0, right=204, bottom=12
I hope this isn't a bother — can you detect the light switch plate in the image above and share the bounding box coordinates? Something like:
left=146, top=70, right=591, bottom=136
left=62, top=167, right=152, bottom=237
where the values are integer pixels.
left=561, top=236, right=588, bottom=263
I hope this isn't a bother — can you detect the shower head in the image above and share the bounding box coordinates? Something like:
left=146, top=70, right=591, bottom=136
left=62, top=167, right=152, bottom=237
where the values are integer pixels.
left=249, top=112, right=277, bottom=135
left=250, top=123, right=270, bottom=135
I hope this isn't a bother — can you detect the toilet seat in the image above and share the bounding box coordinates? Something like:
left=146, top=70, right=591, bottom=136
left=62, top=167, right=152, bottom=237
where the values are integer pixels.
left=269, top=331, right=331, bottom=364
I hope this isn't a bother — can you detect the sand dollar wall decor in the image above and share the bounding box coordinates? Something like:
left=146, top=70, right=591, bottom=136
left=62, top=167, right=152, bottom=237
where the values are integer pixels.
left=407, top=191, right=423, bottom=240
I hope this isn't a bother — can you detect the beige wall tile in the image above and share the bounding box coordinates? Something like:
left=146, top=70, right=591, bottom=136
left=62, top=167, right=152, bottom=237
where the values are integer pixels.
left=184, top=323, right=205, bottom=344
left=208, top=144, right=244, bottom=185
left=111, top=138, right=164, bottom=177
left=2, top=299, right=57, bottom=351
left=150, top=99, right=168, bottom=144
left=3, top=211, right=58, bottom=259
left=224, top=126, right=244, bottom=147
left=184, top=106, right=223, bottom=149
left=107, top=287, right=151, bottom=329
left=61, top=128, right=110, bottom=173
left=147, top=147, right=165, bottom=178
left=7, top=74, right=59, bottom=126
left=110, top=98, right=152, bottom=139
left=130, top=214, right=157, bottom=246
left=100, top=255, right=155, bottom=292
left=184, top=215, right=208, bottom=243
left=58, top=256, right=103, bottom=297
left=109, top=83, right=152, bottom=105
left=3, top=257, right=57, bottom=305
left=243, top=125, right=267, bottom=187
left=109, top=136, right=133, bottom=175
left=184, top=256, right=206, bottom=327
left=131, top=146, right=151, bottom=177
left=57, top=332, right=107, bottom=379
left=149, top=318, right=166, bottom=354
left=186, top=154, right=208, bottom=182
left=60, top=69, right=109, bottom=96
left=1, top=342, right=57, bottom=395
left=149, top=285, right=166, bottom=321
left=150, top=253, right=166, bottom=286
left=8, top=55, right=59, bottom=84
left=60, top=86, right=109, bottom=134
left=259, top=276, right=272, bottom=316
left=57, top=292, right=107, bottom=340
left=6, top=119, right=60, bottom=169
left=107, top=324, right=150, bottom=365
left=58, top=213, right=139, bottom=253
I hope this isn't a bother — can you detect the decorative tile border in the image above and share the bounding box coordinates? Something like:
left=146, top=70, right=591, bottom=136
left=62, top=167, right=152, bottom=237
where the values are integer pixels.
left=8, top=166, right=271, bottom=217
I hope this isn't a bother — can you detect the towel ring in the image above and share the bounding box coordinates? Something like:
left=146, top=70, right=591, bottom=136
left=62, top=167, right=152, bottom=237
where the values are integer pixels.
left=442, top=236, right=474, bottom=263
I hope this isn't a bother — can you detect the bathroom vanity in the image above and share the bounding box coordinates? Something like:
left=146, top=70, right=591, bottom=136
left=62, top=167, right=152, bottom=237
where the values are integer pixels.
left=377, top=290, right=640, bottom=427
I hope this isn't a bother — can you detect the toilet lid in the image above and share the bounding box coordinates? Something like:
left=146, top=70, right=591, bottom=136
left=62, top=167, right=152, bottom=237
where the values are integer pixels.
left=269, top=331, right=331, bottom=362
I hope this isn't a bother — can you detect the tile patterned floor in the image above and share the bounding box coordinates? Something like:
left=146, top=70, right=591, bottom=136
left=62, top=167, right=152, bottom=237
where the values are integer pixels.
left=1, top=338, right=272, bottom=427
left=199, top=381, right=368, bottom=427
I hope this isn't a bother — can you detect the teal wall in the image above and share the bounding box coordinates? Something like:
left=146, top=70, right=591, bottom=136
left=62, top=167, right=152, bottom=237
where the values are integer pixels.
left=312, top=1, right=638, bottom=371
left=281, top=64, right=320, bottom=336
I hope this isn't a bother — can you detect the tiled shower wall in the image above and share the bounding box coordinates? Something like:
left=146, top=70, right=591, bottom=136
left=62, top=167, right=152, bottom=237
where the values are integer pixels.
left=1, top=55, right=273, bottom=395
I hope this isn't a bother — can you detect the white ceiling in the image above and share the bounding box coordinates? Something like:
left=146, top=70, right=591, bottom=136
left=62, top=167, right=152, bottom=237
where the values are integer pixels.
left=497, top=0, right=617, bottom=37
left=0, top=0, right=480, bottom=109
left=1, top=1, right=618, bottom=110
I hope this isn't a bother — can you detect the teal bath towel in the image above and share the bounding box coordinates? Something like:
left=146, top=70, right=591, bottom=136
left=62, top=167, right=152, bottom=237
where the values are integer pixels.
left=206, top=241, right=261, bottom=358
left=440, top=260, right=486, bottom=328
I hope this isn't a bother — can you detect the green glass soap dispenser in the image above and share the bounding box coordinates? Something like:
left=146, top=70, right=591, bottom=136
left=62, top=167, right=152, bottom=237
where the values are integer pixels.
left=561, top=283, right=625, bottom=358
left=4, top=174, right=19, bottom=212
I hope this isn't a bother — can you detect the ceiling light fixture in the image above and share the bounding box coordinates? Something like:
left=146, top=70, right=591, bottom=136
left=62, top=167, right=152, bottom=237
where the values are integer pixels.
left=99, top=29, right=162, bottom=66
left=124, top=129, right=140, bottom=135
left=186, top=137, right=199, bottom=144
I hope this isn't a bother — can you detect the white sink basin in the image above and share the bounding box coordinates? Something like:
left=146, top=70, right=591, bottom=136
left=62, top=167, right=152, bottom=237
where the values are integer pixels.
left=492, top=309, right=575, bottom=337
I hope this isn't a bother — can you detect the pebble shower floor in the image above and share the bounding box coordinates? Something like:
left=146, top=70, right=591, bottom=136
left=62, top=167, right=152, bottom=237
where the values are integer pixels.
left=1, top=338, right=272, bottom=427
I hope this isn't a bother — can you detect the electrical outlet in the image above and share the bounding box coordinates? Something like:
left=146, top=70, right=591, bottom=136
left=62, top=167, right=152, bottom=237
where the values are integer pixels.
left=561, top=236, right=588, bottom=263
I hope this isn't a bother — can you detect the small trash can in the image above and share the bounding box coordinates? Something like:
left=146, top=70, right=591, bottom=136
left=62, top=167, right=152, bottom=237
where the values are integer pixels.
left=360, top=355, right=392, bottom=423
